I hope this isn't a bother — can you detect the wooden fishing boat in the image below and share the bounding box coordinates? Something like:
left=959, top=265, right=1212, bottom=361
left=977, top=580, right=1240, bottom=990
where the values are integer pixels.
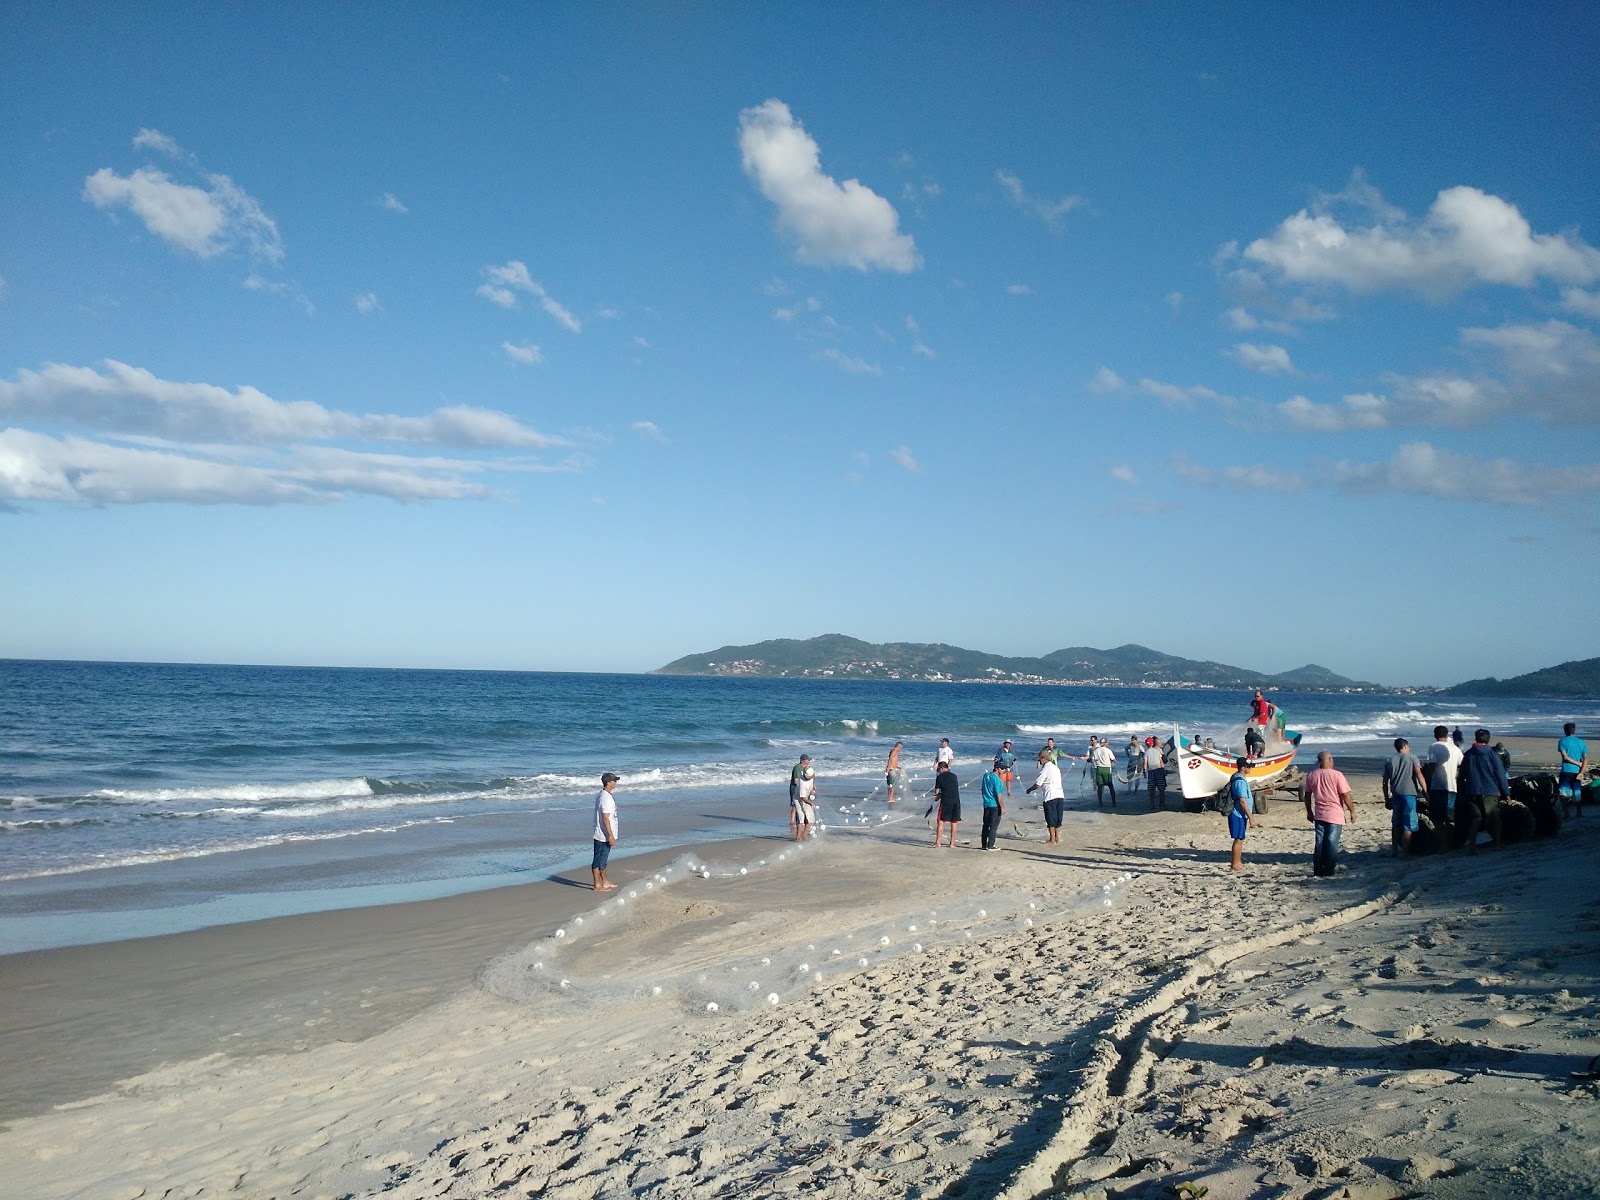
left=1172, top=731, right=1298, bottom=800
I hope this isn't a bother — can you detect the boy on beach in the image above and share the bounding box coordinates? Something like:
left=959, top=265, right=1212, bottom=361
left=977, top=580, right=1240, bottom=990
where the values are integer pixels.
left=1228, top=758, right=1255, bottom=871
left=592, top=772, right=620, bottom=891
left=935, top=738, right=954, bottom=770
left=932, top=760, right=961, bottom=847
left=980, top=761, right=1005, bottom=850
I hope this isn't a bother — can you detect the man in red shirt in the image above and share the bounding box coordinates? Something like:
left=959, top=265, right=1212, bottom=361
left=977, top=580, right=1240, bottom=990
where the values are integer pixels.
left=1303, top=751, right=1356, bottom=877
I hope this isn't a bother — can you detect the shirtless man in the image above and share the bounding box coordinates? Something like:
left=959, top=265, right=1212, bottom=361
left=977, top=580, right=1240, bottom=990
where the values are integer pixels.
left=885, top=740, right=904, bottom=805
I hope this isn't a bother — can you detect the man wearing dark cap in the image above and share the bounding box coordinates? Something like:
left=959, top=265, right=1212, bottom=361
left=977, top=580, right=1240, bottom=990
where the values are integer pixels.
left=592, top=772, right=620, bottom=891
left=790, top=754, right=811, bottom=838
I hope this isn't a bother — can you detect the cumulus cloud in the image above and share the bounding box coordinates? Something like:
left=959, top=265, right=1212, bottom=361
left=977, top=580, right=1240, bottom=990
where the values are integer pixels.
left=1334, top=441, right=1600, bottom=506
left=378, top=192, right=408, bottom=213
left=1243, top=175, right=1600, bottom=299
left=1137, top=378, right=1227, bottom=408
left=84, top=131, right=283, bottom=264
left=476, top=260, right=582, bottom=332
left=1562, top=287, right=1600, bottom=318
left=738, top=99, right=920, bottom=273
left=0, top=429, right=581, bottom=507
left=816, top=348, right=882, bottom=376
left=354, top=291, right=380, bottom=315
left=1007, top=283, right=1034, bottom=295
left=1109, top=464, right=1138, bottom=485
left=0, top=361, right=579, bottom=507
left=1170, top=452, right=1305, bottom=492
left=1280, top=392, right=1391, bottom=432
left=1281, top=320, right=1600, bottom=431
left=889, top=445, right=922, bottom=473
left=0, top=360, right=567, bottom=448
left=501, top=341, right=543, bottom=365
left=1229, top=342, right=1294, bottom=374
left=995, top=169, right=1084, bottom=229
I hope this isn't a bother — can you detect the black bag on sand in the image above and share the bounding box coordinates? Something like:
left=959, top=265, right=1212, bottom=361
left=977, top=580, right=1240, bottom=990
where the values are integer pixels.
left=1500, top=801, right=1533, bottom=845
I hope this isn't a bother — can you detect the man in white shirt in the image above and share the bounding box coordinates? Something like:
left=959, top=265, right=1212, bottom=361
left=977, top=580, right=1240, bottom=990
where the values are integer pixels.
left=1027, top=750, right=1066, bottom=844
left=592, top=771, right=620, bottom=891
left=935, top=738, right=954, bottom=769
left=1425, top=724, right=1464, bottom=848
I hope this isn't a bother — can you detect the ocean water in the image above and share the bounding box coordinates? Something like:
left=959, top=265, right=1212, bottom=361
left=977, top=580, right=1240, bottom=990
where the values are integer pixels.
left=2, top=659, right=1591, bottom=952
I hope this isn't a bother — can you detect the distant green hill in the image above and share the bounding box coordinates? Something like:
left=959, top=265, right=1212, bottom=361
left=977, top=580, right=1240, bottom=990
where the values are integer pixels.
left=655, top=634, right=1377, bottom=690
left=1442, top=657, right=1600, bottom=698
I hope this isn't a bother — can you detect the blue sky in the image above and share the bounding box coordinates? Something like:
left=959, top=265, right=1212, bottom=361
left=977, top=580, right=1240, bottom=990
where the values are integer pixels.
left=2, top=4, right=1597, bottom=686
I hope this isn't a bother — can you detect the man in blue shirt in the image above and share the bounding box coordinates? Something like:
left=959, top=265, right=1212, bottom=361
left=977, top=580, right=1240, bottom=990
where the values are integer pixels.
left=980, top=763, right=1006, bottom=850
left=1460, top=729, right=1510, bottom=854
left=1557, top=723, right=1589, bottom=818
left=1227, top=758, right=1255, bottom=871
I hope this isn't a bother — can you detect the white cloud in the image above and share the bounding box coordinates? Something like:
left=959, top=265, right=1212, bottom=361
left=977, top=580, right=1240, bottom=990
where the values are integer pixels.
left=995, top=169, right=1084, bottom=229
left=84, top=167, right=230, bottom=258
left=0, top=360, right=567, bottom=448
left=1171, top=452, right=1305, bottom=492
left=1137, top=378, right=1226, bottom=407
left=0, top=428, right=584, bottom=507
left=905, top=314, right=934, bottom=357
left=1224, top=306, right=1258, bottom=331
left=476, top=260, right=581, bottom=331
left=1280, top=392, right=1390, bottom=432
left=1007, top=283, right=1033, bottom=295
left=0, top=272, right=7, bottom=301
left=1229, top=342, right=1294, bottom=374
left=1087, top=366, right=1126, bottom=393
left=1562, top=287, right=1600, bottom=318
left=378, top=192, right=408, bottom=213
left=631, top=420, right=666, bottom=442
left=1109, top=464, right=1138, bottom=485
left=354, top=291, right=380, bottom=315
left=889, top=445, right=922, bottom=473
left=1244, top=177, right=1600, bottom=299
left=501, top=341, right=543, bottom=365
left=738, top=98, right=920, bottom=273
left=773, top=296, right=822, bottom=321
left=1334, top=441, right=1600, bottom=507
left=131, top=128, right=183, bottom=157
left=816, top=348, right=882, bottom=376
left=1165, top=291, right=1184, bottom=312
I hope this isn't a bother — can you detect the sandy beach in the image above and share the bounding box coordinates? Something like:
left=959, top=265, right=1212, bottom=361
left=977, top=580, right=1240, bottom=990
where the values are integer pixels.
left=3, top=734, right=1597, bottom=1199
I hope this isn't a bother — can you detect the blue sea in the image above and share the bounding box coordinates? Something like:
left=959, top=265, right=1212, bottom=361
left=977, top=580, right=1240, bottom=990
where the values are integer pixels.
left=2, top=659, right=1591, bottom=953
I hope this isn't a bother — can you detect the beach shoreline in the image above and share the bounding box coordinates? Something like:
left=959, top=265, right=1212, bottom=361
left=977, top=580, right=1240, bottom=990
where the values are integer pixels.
left=3, top=730, right=1597, bottom=1198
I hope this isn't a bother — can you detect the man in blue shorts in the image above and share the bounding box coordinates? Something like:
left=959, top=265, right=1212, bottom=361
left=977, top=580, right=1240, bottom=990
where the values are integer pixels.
left=591, top=771, right=620, bottom=891
left=1558, top=723, right=1588, bottom=818
left=1228, top=758, right=1255, bottom=871
left=1382, top=737, right=1427, bottom=857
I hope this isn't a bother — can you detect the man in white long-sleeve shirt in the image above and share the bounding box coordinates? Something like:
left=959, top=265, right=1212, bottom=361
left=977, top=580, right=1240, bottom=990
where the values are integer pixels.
left=1027, top=751, right=1066, bottom=844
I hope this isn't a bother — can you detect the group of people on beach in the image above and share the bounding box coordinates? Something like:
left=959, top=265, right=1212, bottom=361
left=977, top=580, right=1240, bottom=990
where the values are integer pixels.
left=585, top=705, right=1590, bottom=889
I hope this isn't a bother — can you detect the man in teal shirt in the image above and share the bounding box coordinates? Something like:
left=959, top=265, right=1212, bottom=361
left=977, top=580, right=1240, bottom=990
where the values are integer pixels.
left=980, top=764, right=1006, bottom=850
left=1558, top=723, right=1588, bottom=818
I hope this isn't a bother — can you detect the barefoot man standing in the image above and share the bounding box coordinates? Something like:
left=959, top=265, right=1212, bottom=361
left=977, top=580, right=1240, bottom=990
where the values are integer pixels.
left=591, top=771, right=620, bottom=891
left=885, top=740, right=904, bottom=805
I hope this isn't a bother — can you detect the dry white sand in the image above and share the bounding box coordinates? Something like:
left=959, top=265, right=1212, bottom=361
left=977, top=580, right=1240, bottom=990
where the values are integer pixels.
left=4, top=743, right=1598, bottom=1200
